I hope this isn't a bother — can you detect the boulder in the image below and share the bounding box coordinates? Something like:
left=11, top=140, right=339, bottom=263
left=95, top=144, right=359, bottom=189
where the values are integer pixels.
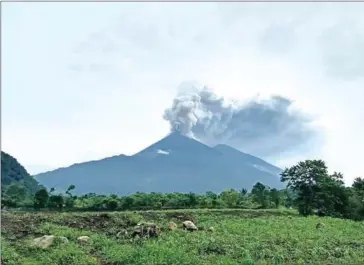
left=132, top=222, right=160, bottom=238
left=182, top=220, right=198, bottom=231
left=168, top=221, right=178, bottom=231
left=32, top=235, right=55, bottom=249
left=77, top=235, right=92, bottom=243
left=31, top=235, right=68, bottom=249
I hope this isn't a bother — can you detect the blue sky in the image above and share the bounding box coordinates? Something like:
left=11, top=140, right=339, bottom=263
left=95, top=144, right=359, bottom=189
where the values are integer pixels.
left=2, top=3, right=364, bottom=184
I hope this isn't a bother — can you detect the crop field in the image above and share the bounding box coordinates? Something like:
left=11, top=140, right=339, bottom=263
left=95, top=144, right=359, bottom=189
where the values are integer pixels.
left=1, top=209, right=364, bottom=265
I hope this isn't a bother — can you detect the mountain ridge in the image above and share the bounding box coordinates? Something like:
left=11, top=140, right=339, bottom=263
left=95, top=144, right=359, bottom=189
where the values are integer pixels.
left=35, top=133, right=284, bottom=195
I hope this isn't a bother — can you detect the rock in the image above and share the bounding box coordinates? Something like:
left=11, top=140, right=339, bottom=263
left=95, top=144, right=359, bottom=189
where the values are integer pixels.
left=132, top=222, right=160, bottom=238
left=207, top=226, right=215, bottom=232
left=182, top=220, right=198, bottom=231
left=31, top=235, right=68, bottom=249
left=168, top=221, right=178, bottom=231
left=32, top=235, right=55, bottom=249
left=316, top=222, right=325, bottom=229
left=77, top=236, right=92, bottom=243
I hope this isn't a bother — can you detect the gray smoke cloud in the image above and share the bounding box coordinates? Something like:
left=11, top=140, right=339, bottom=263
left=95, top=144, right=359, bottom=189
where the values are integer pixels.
left=163, top=83, right=319, bottom=157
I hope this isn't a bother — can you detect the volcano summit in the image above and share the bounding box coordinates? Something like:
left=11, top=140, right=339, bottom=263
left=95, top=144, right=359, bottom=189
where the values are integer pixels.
left=35, top=133, right=283, bottom=195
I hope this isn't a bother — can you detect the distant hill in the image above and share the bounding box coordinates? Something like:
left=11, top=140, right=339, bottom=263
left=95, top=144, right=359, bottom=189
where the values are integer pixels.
left=35, top=133, right=284, bottom=195
left=1, top=151, right=42, bottom=194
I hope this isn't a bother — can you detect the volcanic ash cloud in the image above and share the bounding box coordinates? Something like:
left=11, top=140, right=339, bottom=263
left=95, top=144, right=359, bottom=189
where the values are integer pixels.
left=163, top=83, right=319, bottom=157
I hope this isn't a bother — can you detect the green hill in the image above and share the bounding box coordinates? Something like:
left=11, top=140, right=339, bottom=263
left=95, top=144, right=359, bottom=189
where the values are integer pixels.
left=1, top=151, right=41, bottom=195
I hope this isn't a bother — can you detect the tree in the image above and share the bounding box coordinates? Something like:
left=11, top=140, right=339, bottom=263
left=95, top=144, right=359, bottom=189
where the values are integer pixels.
left=269, top=188, right=281, bottom=208
left=105, top=199, right=118, bottom=210
left=66, top=184, right=75, bottom=196
left=281, top=160, right=328, bottom=216
left=240, top=188, right=248, bottom=196
left=65, top=197, right=75, bottom=208
left=65, top=184, right=76, bottom=208
left=352, top=177, right=364, bottom=196
left=110, top=194, right=118, bottom=200
left=315, top=172, right=350, bottom=218
left=5, top=184, right=26, bottom=203
left=1, top=195, right=17, bottom=208
left=251, top=182, right=270, bottom=208
left=206, top=191, right=218, bottom=200
left=34, top=188, right=49, bottom=209
left=48, top=194, right=64, bottom=210
left=220, top=189, right=240, bottom=208
left=187, top=192, right=198, bottom=208
left=347, top=177, right=364, bottom=220
left=122, top=196, right=134, bottom=209
left=281, top=160, right=351, bottom=218
left=282, top=189, right=296, bottom=208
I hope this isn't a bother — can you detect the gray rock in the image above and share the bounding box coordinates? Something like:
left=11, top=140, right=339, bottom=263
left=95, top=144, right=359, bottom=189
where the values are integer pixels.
left=182, top=221, right=198, bottom=231
left=77, top=235, right=92, bottom=243
left=31, top=235, right=55, bottom=249
left=132, top=222, right=160, bottom=238
left=168, top=221, right=178, bottom=231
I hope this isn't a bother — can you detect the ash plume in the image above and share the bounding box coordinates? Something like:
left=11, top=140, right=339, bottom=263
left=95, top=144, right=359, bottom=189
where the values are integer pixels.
left=163, top=83, right=319, bottom=157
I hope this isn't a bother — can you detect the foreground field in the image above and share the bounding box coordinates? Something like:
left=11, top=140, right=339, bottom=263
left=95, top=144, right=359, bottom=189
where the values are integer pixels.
left=2, top=209, right=364, bottom=265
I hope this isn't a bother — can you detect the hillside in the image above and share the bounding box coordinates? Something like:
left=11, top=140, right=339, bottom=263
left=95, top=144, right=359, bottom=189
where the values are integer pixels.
left=1, top=151, right=41, bottom=194
left=35, top=133, right=284, bottom=195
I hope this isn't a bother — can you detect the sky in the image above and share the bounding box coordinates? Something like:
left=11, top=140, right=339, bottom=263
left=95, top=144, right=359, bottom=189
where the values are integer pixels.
left=2, top=2, right=364, bottom=184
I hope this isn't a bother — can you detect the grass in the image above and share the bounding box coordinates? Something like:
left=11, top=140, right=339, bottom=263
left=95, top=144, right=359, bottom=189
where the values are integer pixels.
left=1, top=208, right=364, bottom=265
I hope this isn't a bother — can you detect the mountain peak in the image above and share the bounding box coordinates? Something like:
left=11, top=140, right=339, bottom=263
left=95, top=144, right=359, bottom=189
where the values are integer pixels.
left=134, top=131, right=214, bottom=157
left=164, top=131, right=189, bottom=141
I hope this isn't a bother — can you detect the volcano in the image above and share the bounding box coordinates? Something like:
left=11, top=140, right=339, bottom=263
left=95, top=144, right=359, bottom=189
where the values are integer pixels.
left=35, top=133, right=283, bottom=195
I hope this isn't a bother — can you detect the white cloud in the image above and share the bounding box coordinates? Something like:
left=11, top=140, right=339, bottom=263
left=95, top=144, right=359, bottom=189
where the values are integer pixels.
left=2, top=2, right=364, bottom=184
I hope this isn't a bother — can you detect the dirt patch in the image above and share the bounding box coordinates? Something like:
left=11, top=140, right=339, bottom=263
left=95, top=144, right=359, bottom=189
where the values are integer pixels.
left=1, top=213, right=45, bottom=241
left=59, top=214, right=114, bottom=230
left=167, top=212, right=196, bottom=222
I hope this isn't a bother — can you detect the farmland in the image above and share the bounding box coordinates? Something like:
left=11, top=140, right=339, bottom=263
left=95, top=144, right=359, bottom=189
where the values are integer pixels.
left=2, top=209, right=364, bottom=265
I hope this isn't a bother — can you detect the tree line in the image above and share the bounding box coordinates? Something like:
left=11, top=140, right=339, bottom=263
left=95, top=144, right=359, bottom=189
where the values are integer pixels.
left=2, top=182, right=289, bottom=211
left=2, top=159, right=364, bottom=221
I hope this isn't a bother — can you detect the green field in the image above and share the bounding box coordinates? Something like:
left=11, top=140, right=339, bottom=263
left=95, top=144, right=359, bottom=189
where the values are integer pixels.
left=2, top=209, right=364, bottom=265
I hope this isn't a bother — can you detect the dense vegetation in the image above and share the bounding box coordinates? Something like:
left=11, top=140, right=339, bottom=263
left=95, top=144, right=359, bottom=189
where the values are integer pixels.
left=2, top=209, right=364, bottom=265
left=1, top=151, right=42, bottom=207
left=3, top=159, right=364, bottom=221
